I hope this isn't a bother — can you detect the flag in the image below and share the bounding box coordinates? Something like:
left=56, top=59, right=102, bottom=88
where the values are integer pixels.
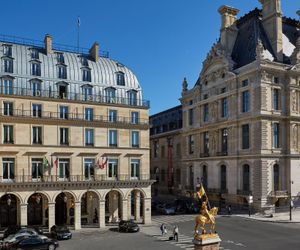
left=77, top=16, right=81, bottom=28
left=54, top=157, right=58, bottom=169
left=96, top=158, right=101, bottom=169
left=197, top=186, right=206, bottom=199
left=43, top=157, right=49, bottom=170
left=101, top=157, right=108, bottom=169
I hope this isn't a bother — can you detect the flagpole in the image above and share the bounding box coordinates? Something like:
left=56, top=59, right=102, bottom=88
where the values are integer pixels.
left=77, top=16, right=80, bottom=53
left=200, top=181, right=212, bottom=210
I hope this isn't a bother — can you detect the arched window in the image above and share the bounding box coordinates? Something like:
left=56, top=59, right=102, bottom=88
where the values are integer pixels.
left=116, top=71, right=125, bottom=86
left=105, top=87, right=116, bottom=103
left=242, top=164, right=250, bottom=191
left=202, top=165, right=208, bottom=189
left=220, top=165, right=227, bottom=191
left=127, top=90, right=137, bottom=106
left=189, top=166, right=194, bottom=190
left=274, top=164, right=279, bottom=191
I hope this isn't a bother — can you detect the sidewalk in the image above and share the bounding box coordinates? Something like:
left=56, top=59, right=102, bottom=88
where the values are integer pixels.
left=223, top=209, right=300, bottom=223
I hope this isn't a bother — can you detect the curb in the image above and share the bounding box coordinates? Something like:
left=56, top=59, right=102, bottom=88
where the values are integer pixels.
left=221, top=215, right=300, bottom=224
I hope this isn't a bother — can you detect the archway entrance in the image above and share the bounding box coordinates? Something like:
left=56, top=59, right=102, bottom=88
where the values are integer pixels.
left=130, top=190, right=144, bottom=222
left=28, top=193, right=48, bottom=226
left=105, top=190, right=122, bottom=224
left=0, top=194, right=19, bottom=228
left=55, top=192, right=75, bottom=226
left=81, top=191, right=99, bottom=227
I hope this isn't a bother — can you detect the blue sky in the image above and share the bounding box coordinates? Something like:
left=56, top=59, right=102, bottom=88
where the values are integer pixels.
left=0, top=0, right=299, bottom=114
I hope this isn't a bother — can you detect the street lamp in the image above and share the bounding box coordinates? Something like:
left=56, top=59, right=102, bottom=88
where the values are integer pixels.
left=289, top=181, right=294, bottom=221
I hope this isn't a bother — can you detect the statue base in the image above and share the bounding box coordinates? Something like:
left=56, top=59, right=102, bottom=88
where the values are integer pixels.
left=193, top=233, right=221, bottom=250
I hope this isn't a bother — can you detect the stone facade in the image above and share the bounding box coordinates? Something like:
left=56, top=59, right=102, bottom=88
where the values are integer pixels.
left=0, top=34, right=152, bottom=230
left=150, top=0, right=300, bottom=212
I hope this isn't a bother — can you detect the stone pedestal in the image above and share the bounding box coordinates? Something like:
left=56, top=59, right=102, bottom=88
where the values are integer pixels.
left=193, top=234, right=221, bottom=250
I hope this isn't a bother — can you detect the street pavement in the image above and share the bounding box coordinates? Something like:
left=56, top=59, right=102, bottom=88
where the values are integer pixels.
left=57, top=214, right=300, bottom=249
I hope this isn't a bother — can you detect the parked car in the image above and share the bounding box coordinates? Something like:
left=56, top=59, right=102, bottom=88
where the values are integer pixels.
left=157, top=203, right=176, bottom=215
left=3, top=225, right=21, bottom=239
left=118, top=220, right=139, bottom=233
left=9, top=236, right=59, bottom=250
left=50, top=225, right=72, bottom=240
left=3, top=228, right=48, bottom=244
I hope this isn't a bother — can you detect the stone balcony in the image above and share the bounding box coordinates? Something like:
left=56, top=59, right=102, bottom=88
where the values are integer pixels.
left=0, top=174, right=154, bottom=192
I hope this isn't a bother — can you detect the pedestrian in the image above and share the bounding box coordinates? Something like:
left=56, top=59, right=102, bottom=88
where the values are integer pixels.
left=227, top=204, right=232, bottom=215
left=173, top=225, right=179, bottom=242
left=163, top=224, right=167, bottom=235
left=160, top=223, right=164, bottom=236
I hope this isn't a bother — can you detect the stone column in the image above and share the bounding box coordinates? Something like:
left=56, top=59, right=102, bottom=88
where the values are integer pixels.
left=109, top=192, right=119, bottom=222
left=99, top=200, right=105, bottom=228
left=121, top=199, right=128, bottom=221
left=20, top=203, right=28, bottom=227
left=48, top=203, right=55, bottom=232
left=134, top=191, right=141, bottom=221
left=127, top=194, right=132, bottom=220
left=74, top=201, right=81, bottom=230
left=143, top=198, right=151, bottom=225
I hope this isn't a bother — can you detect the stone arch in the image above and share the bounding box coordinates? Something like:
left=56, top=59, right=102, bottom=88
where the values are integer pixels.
left=54, top=191, right=76, bottom=226
left=104, top=189, right=124, bottom=224
left=125, top=188, right=147, bottom=200
left=52, top=190, right=78, bottom=203
left=0, top=193, right=21, bottom=227
left=78, top=189, right=101, bottom=201
left=102, top=188, right=124, bottom=200
left=1, top=192, right=24, bottom=204
left=24, top=191, right=51, bottom=204
left=27, top=192, right=49, bottom=226
left=80, top=190, right=101, bottom=227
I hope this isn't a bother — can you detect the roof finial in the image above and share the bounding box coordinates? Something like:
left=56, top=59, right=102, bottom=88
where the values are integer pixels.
left=182, top=77, right=188, bottom=93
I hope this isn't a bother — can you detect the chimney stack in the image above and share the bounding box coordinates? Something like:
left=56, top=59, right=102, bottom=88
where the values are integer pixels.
left=89, top=42, right=99, bottom=62
left=218, top=5, right=239, bottom=54
left=258, top=0, right=283, bottom=61
left=44, top=34, right=52, bottom=55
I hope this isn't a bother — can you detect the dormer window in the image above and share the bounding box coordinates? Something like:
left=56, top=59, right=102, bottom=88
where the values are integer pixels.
left=57, top=65, right=67, bottom=79
left=3, top=58, right=13, bottom=73
left=31, top=81, right=41, bottom=97
left=116, top=71, right=125, bottom=86
left=31, top=62, right=41, bottom=76
left=127, top=90, right=137, bottom=106
left=81, top=57, right=89, bottom=67
left=31, top=49, right=39, bottom=60
left=57, top=53, right=65, bottom=64
left=82, top=85, right=93, bottom=101
left=3, top=45, right=12, bottom=57
left=82, top=68, right=91, bottom=82
left=105, top=87, right=116, bottom=103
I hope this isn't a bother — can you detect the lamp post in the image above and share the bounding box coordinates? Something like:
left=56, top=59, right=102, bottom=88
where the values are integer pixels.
left=248, top=194, right=253, bottom=217
left=289, top=181, right=293, bottom=221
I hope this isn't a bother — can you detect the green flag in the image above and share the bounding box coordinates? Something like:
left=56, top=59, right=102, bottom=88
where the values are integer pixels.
left=43, top=157, right=49, bottom=170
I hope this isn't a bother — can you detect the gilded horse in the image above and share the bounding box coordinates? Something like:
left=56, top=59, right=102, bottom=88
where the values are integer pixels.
left=194, top=207, right=218, bottom=234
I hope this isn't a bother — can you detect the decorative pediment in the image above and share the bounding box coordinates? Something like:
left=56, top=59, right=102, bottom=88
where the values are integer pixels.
left=200, top=42, right=236, bottom=85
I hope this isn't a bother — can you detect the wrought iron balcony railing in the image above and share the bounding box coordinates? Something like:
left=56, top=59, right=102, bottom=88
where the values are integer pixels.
left=0, top=108, right=149, bottom=126
left=0, top=174, right=151, bottom=183
left=0, top=87, right=150, bottom=108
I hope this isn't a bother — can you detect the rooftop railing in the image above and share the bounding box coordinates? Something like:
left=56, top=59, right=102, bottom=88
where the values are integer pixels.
left=0, top=33, right=109, bottom=58
left=0, top=87, right=150, bottom=108
left=0, top=108, right=149, bottom=126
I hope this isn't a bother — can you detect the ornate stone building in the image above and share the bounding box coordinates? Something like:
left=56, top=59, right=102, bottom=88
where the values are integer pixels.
left=0, top=34, right=152, bottom=230
left=152, top=0, right=300, bottom=211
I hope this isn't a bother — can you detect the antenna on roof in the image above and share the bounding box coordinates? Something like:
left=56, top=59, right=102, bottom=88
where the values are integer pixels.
left=77, top=16, right=81, bottom=53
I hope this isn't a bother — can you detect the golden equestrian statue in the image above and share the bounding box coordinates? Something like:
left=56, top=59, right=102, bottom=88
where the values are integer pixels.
left=194, top=185, right=219, bottom=235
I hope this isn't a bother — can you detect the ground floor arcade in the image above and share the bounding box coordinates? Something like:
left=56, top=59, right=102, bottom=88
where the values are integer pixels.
left=0, top=186, right=151, bottom=231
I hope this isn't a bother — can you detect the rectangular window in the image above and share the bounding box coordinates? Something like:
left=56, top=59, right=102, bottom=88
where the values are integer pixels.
left=131, top=159, right=140, bottom=179
left=82, top=69, right=91, bottom=82
left=203, top=104, right=209, bottom=122
left=3, top=125, right=13, bottom=144
left=60, top=128, right=69, bottom=145
left=109, top=110, right=117, bottom=122
left=31, top=49, right=39, bottom=59
left=31, top=63, right=41, bottom=76
left=85, top=108, right=93, bottom=121
left=131, top=131, right=139, bottom=148
left=161, top=145, right=165, bottom=158
left=221, top=128, right=228, bottom=154
left=3, top=59, right=13, bottom=73
left=3, top=45, right=12, bottom=57
left=58, top=66, right=67, bottom=79
left=221, top=98, right=228, bottom=118
left=31, top=158, right=43, bottom=180
left=3, top=102, right=13, bottom=116
left=82, top=86, right=93, bottom=101
left=84, top=158, right=95, bottom=180
left=32, top=126, right=42, bottom=144
left=242, top=79, right=249, bottom=87
left=189, top=135, right=194, bottom=154
left=58, top=159, right=70, bottom=180
left=154, top=141, right=158, bottom=158
left=131, top=111, right=139, bottom=124
left=242, top=124, right=250, bottom=149
left=242, top=90, right=250, bottom=113
left=116, top=72, right=125, bottom=86
left=108, top=159, right=118, bottom=179
left=109, top=130, right=117, bottom=147
left=273, top=123, right=280, bottom=148
left=3, top=79, right=13, bottom=95
left=59, top=106, right=69, bottom=119
left=273, top=89, right=280, bottom=111
left=2, top=158, right=14, bottom=181
left=203, top=132, right=209, bottom=154
left=31, top=81, right=41, bottom=96
left=32, top=104, right=42, bottom=118
left=189, top=108, right=194, bottom=126
left=57, top=53, right=65, bottom=64
left=85, top=128, right=94, bottom=146
left=274, top=77, right=279, bottom=84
